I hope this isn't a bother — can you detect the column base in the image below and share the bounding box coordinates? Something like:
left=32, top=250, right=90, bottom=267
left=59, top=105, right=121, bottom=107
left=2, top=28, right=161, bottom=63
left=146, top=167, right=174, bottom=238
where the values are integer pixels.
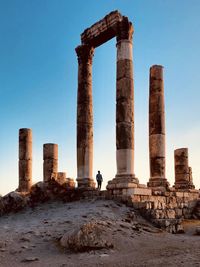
left=174, top=180, right=195, bottom=190
left=147, top=178, right=169, bottom=189
left=76, top=177, right=96, bottom=189
left=106, top=174, right=139, bottom=196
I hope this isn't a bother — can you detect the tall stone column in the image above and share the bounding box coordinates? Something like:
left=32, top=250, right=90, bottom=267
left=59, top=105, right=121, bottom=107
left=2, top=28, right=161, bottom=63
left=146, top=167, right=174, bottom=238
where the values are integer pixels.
left=18, top=128, right=32, bottom=192
left=43, top=143, right=58, bottom=182
left=75, top=44, right=95, bottom=188
left=115, top=18, right=138, bottom=184
left=174, top=148, right=194, bottom=189
left=148, top=65, right=169, bottom=188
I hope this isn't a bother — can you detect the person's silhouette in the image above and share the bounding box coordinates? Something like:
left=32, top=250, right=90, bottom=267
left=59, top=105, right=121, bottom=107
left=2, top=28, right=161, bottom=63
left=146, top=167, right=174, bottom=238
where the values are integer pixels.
left=96, top=170, right=103, bottom=190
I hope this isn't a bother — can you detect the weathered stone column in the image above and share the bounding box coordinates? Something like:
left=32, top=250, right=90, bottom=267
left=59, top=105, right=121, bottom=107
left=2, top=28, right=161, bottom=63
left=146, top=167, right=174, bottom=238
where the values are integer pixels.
left=18, top=128, right=32, bottom=192
left=115, top=18, right=137, bottom=184
left=43, top=143, right=58, bottom=182
left=75, top=44, right=95, bottom=188
left=174, top=148, right=194, bottom=189
left=148, top=65, right=169, bottom=188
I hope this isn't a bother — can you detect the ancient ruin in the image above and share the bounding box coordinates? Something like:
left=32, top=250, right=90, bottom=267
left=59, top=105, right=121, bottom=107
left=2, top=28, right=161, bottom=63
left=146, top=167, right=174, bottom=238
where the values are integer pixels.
left=43, top=143, right=58, bottom=182
left=18, top=128, right=32, bottom=192
left=174, top=148, right=195, bottom=189
left=0, top=11, right=199, bottom=234
left=76, top=11, right=138, bottom=191
left=148, top=65, right=169, bottom=189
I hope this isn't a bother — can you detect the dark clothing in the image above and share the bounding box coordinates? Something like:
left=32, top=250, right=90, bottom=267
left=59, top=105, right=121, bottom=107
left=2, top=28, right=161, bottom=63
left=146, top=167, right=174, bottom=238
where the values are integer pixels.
left=96, top=173, right=103, bottom=190
left=97, top=180, right=102, bottom=190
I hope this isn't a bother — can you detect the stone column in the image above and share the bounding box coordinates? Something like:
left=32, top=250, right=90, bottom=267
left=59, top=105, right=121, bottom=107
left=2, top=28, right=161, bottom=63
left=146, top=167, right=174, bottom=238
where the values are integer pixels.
left=43, top=143, right=58, bottom=182
left=174, top=148, right=194, bottom=189
left=18, top=128, right=32, bottom=192
left=75, top=44, right=95, bottom=188
left=115, top=18, right=138, bottom=184
left=148, top=65, right=169, bottom=188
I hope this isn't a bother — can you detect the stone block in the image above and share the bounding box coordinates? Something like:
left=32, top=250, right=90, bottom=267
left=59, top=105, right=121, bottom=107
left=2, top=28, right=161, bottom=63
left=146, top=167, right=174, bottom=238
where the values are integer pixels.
left=150, top=65, right=163, bottom=81
left=175, top=165, right=189, bottom=174
left=149, top=93, right=164, bottom=113
left=175, top=208, right=183, bottom=218
left=19, top=160, right=32, bottom=181
left=149, top=113, right=165, bottom=135
left=131, top=187, right=152, bottom=196
left=117, top=59, right=133, bottom=80
left=116, top=99, right=134, bottom=123
left=130, top=195, right=141, bottom=202
left=116, top=78, right=133, bottom=100
left=116, top=122, right=134, bottom=149
left=43, top=144, right=58, bottom=160
left=149, top=134, right=165, bottom=157
left=166, top=209, right=176, bottom=219
left=175, top=192, right=184, bottom=197
left=77, top=102, right=93, bottom=124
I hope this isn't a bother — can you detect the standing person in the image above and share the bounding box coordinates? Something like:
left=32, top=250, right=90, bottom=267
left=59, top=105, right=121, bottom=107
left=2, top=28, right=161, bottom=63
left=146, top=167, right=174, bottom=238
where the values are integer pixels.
left=96, top=170, right=103, bottom=190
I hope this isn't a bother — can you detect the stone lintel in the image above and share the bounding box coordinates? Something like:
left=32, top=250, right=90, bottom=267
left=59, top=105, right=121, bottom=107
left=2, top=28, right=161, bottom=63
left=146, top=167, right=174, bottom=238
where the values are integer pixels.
left=81, top=10, right=123, bottom=47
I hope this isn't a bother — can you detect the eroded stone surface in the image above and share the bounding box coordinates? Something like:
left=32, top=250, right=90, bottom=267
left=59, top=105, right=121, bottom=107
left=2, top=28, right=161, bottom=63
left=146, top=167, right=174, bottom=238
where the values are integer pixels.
left=18, top=128, right=32, bottom=192
left=43, top=144, right=58, bottom=182
left=174, top=148, right=194, bottom=189
left=148, top=65, right=168, bottom=188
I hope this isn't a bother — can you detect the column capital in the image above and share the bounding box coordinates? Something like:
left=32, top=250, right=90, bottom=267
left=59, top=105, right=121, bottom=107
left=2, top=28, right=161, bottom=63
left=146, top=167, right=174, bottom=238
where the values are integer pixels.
left=75, top=44, right=94, bottom=64
left=116, top=17, right=134, bottom=42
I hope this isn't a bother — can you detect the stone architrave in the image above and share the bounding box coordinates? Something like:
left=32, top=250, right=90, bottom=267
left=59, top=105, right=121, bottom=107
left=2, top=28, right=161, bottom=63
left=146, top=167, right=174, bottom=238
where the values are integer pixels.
left=18, top=128, right=32, bottom=192
left=75, top=45, right=95, bottom=188
left=147, top=65, right=169, bottom=189
left=43, top=143, right=58, bottom=182
left=174, top=148, right=194, bottom=189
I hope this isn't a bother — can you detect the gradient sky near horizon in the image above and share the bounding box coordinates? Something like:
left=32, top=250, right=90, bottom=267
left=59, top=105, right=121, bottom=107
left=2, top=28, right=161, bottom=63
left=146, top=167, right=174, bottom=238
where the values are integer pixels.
left=0, top=0, right=200, bottom=195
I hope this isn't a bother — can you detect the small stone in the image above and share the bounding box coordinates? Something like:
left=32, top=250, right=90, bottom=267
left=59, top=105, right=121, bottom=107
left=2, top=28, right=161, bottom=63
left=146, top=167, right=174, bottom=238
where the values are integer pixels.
left=21, top=257, right=39, bottom=262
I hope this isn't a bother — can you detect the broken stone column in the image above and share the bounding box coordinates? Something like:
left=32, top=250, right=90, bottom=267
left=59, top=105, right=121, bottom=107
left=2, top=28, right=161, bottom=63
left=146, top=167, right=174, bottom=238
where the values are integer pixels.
left=174, top=148, right=194, bottom=189
left=148, top=65, right=169, bottom=189
left=75, top=44, right=95, bottom=188
left=18, top=128, right=32, bottom=192
left=56, top=172, right=66, bottom=185
left=43, top=143, right=58, bottom=182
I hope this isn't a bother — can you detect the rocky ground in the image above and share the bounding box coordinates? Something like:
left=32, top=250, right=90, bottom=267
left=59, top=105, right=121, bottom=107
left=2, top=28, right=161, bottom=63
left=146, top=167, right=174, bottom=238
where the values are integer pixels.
left=0, top=199, right=200, bottom=267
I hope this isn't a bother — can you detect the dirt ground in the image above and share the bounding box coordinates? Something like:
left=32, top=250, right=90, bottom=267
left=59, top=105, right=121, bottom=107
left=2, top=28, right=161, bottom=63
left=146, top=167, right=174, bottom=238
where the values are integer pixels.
left=0, top=199, right=199, bottom=267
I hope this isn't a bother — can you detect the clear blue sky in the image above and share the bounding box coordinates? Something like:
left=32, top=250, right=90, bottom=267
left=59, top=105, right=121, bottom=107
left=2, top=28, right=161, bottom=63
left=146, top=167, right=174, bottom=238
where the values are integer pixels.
left=0, top=0, right=200, bottom=195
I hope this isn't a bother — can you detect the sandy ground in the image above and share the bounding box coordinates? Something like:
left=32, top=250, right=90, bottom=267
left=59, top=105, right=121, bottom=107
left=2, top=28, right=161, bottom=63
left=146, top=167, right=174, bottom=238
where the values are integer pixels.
left=0, top=199, right=200, bottom=267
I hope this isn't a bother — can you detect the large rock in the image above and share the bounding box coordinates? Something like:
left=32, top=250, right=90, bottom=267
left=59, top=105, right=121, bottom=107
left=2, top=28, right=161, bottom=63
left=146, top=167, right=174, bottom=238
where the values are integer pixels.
left=2, top=191, right=28, bottom=213
left=60, top=221, right=113, bottom=252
